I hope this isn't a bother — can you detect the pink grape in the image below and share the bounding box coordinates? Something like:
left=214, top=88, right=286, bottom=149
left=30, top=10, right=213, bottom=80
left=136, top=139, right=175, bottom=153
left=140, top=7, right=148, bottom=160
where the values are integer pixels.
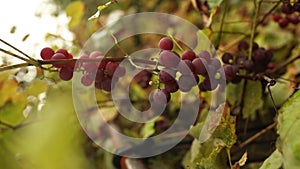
left=40, top=47, right=54, bottom=60
left=158, top=37, right=173, bottom=50
left=59, top=66, right=73, bottom=81
left=158, top=50, right=180, bottom=68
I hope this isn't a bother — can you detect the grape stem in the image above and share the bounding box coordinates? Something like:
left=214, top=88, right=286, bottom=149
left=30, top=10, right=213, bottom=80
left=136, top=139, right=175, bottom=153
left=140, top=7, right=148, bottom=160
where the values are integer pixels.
left=248, top=0, right=262, bottom=60
left=0, top=38, right=36, bottom=61
left=0, top=120, right=17, bottom=130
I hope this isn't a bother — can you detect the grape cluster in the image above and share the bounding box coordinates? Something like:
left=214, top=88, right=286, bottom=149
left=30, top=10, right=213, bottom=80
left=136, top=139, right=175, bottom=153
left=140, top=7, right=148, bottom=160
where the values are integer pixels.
left=221, top=41, right=274, bottom=83
left=40, top=47, right=126, bottom=92
left=40, top=47, right=75, bottom=81
left=152, top=37, right=223, bottom=104
left=79, top=51, right=126, bottom=92
left=273, top=1, right=300, bottom=28
left=132, top=70, right=153, bottom=88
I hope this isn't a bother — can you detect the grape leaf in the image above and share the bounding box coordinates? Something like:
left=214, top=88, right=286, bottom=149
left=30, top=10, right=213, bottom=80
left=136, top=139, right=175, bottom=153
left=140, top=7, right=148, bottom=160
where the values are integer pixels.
left=25, top=80, right=48, bottom=97
left=242, top=80, right=263, bottom=118
left=0, top=95, right=27, bottom=126
left=0, top=78, right=19, bottom=107
left=140, top=119, right=156, bottom=138
left=277, top=90, right=300, bottom=168
left=185, top=104, right=236, bottom=169
left=259, top=149, right=283, bottom=169
left=226, top=81, right=243, bottom=106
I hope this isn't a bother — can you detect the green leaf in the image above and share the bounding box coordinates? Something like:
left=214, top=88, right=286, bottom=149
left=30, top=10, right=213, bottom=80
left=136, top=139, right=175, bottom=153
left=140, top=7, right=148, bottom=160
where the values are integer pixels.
left=277, top=90, right=300, bottom=169
left=207, top=0, right=224, bottom=10
left=66, top=1, right=85, bottom=29
left=140, top=119, right=156, bottom=138
left=25, top=80, right=48, bottom=97
left=0, top=96, right=27, bottom=126
left=186, top=104, right=236, bottom=169
left=259, top=149, right=283, bottom=169
left=242, top=80, right=263, bottom=118
left=226, top=81, right=243, bottom=106
left=0, top=79, right=19, bottom=107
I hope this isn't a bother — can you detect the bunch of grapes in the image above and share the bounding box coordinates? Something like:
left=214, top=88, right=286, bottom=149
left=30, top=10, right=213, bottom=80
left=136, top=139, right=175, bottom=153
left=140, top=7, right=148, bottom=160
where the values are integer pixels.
left=79, top=51, right=126, bottom=92
left=40, top=47, right=126, bottom=92
left=152, top=37, right=223, bottom=104
left=40, top=47, right=75, bottom=81
left=273, top=1, right=300, bottom=28
left=221, top=41, right=274, bottom=83
left=132, top=70, right=153, bottom=88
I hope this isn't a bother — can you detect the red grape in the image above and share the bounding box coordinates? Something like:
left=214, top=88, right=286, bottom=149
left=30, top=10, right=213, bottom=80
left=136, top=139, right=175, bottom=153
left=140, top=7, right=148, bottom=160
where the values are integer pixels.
left=158, top=50, right=180, bottom=68
left=177, top=60, right=195, bottom=75
left=59, top=66, right=73, bottom=81
left=158, top=37, right=173, bottom=50
left=81, top=74, right=94, bottom=86
left=278, top=18, right=289, bottom=28
left=238, top=41, right=249, bottom=51
left=40, top=47, right=54, bottom=60
left=105, top=62, right=119, bottom=77
left=158, top=68, right=176, bottom=83
left=222, top=53, right=233, bottom=64
left=51, top=53, right=67, bottom=68
left=181, top=50, right=196, bottom=61
left=164, top=80, right=179, bottom=93
left=152, top=89, right=171, bottom=104
left=192, top=58, right=207, bottom=75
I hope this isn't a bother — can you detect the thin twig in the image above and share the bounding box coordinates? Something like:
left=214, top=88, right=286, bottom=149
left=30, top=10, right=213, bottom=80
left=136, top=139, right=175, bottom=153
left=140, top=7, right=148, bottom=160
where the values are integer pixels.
left=257, top=0, right=281, bottom=25
left=0, top=48, right=31, bottom=63
left=248, top=0, right=262, bottom=60
left=0, top=63, right=32, bottom=72
left=239, top=122, right=277, bottom=148
left=215, top=3, right=228, bottom=49
left=0, top=121, right=16, bottom=130
left=0, top=38, right=36, bottom=61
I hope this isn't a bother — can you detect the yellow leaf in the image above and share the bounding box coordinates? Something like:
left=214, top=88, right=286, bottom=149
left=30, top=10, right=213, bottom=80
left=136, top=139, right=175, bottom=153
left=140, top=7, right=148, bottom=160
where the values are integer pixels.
left=66, top=1, right=85, bottom=29
left=0, top=78, right=18, bottom=107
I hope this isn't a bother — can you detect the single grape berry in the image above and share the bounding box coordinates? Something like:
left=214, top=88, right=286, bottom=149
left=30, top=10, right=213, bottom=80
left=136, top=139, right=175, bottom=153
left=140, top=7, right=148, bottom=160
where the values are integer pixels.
left=200, top=77, right=218, bottom=91
left=40, top=47, right=54, bottom=60
left=178, top=75, right=197, bottom=92
left=101, top=77, right=114, bottom=92
left=278, top=17, right=289, bottom=28
left=158, top=37, right=173, bottom=50
left=81, top=74, right=94, bottom=86
left=181, top=50, right=196, bottom=61
left=105, top=62, right=119, bottom=77
left=286, top=13, right=299, bottom=25
left=238, top=41, right=249, bottom=51
left=192, top=58, right=207, bottom=75
left=158, top=50, right=180, bottom=68
left=56, top=49, right=69, bottom=57
left=51, top=53, right=67, bottom=68
left=89, top=51, right=103, bottom=58
left=152, top=89, right=171, bottom=104
left=281, top=3, right=294, bottom=14
left=59, top=66, right=73, bottom=81
left=273, top=14, right=281, bottom=22
left=243, top=60, right=254, bottom=71
left=210, top=58, right=222, bottom=69
left=223, top=64, right=238, bottom=81
left=164, top=80, right=179, bottom=93
left=197, top=50, right=211, bottom=62
left=158, top=68, right=176, bottom=83
left=252, top=48, right=267, bottom=62
left=177, top=60, right=195, bottom=75
left=222, top=53, right=233, bottom=64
